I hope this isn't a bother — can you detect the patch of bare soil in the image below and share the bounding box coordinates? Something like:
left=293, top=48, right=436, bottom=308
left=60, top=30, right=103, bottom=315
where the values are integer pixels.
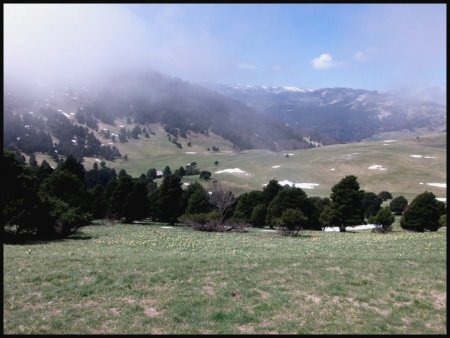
left=346, top=297, right=390, bottom=317
left=202, top=286, right=215, bottom=296
left=305, top=294, right=322, bottom=305
left=429, top=290, right=446, bottom=310
left=109, top=307, right=121, bottom=316
left=91, top=320, right=115, bottom=334
left=143, top=306, right=164, bottom=318
left=80, top=276, right=95, bottom=285
left=238, top=324, right=255, bottom=334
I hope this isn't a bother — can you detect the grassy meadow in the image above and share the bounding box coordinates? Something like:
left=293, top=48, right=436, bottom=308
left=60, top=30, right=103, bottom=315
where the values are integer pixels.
left=3, top=222, right=446, bottom=334
left=34, top=126, right=446, bottom=200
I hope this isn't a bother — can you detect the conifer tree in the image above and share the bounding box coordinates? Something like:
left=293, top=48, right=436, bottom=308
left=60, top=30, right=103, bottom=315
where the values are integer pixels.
left=320, top=175, right=365, bottom=232
left=372, top=206, right=395, bottom=231
left=122, top=181, right=149, bottom=223
left=390, top=196, right=408, bottom=215
left=401, top=191, right=441, bottom=232
left=152, top=174, right=184, bottom=224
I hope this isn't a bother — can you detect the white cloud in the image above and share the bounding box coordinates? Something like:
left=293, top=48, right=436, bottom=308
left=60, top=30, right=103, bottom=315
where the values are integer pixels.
left=354, top=50, right=370, bottom=62
left=237, top=62, right=257, bottom=70
left=311, top=53, right=335, bottom=69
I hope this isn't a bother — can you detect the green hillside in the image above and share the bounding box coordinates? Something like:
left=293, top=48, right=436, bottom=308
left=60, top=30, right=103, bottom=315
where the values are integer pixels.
left=34, top=126, right=446, bottom=201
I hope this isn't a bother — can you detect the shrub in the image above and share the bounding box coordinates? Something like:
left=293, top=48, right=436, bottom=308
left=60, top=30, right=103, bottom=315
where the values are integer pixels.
left=390, top=196, right=408, bottom=215
left=47, top=197, right=91, bottom=237
left=191, top=222, right=221, bottom=232
left=181, top=212, right=220, bottom=225
left=222, top=221, right=247, bottom=232
left=199, top=171, right=212, bottom=180
left=250, top=204, right=266, bottom=228
left=400, top=191, right=441, bottom=232
left=181, top=212, right=246, bottom=232
left=280, top=209, right=307, bottom=235
left=371, top=206, right=395, bottom=232
left=378, top=191, right=393, bottom=201
left=54, top=207, right=91, bottom=237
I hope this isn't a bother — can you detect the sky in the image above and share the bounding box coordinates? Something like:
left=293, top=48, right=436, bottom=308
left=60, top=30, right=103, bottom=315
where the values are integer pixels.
left=4, top=3, right=446, bottom=91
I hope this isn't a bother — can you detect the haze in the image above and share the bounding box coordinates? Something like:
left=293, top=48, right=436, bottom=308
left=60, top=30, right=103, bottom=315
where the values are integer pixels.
left=4, top=4, right=446, bottom=97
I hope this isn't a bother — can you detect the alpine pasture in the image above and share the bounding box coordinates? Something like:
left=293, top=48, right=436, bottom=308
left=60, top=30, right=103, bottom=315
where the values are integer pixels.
left=36, top=126, right=447, bottom=200
left=5, top=132, right=447, bottom=334
left=3, top=222, right=447, bottom=334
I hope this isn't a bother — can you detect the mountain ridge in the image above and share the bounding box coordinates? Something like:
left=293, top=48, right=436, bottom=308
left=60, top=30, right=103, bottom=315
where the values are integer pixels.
left=4, top=70, right=446, bottom=163
left=205, top=83, right=446, bottom=143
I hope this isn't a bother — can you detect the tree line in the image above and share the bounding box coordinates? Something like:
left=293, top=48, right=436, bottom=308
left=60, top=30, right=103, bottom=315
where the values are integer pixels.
left=3, top=151, right=446, bottom=242
left=4, top=109, right=122, bottom=162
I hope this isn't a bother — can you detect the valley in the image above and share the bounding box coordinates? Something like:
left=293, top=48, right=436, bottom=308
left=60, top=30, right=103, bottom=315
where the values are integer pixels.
left=6, top=71, right=446, bottom=202
left=4, top=4, right=446, bottom=335
left=31, top=124, right=447, bottom=201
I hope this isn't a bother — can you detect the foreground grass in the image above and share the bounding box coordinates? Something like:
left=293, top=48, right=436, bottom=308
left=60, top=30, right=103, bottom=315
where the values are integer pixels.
left=3, top=224, right=446, bottom=334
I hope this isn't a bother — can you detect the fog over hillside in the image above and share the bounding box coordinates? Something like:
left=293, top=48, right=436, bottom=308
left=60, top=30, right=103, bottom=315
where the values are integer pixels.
left=4, top=4, right=446, bottom=160
left=5, top=4, right=445, bottom=92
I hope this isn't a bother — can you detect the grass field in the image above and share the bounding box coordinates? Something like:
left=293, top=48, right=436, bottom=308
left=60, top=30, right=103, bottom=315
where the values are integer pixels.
left=4, top=223, right=446, bottom=334
left=33, top=128, right=446, bottom=201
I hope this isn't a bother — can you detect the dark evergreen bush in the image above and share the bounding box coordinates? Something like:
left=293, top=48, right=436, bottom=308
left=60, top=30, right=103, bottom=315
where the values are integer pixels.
left=400, top=191, right=441, bottom=232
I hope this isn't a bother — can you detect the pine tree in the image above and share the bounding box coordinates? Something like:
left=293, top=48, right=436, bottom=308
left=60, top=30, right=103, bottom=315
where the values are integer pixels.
left=186, top=189, right=211, bottom=215
left=36, top=160, right=54, bottom=183
left=281, top=209, right=308, bottom=234
left=266, top=187, right=312, bottom=227
left=250, top=204, right=266, bottom=228
left=3, top=151, right=41, bottom=235
left=118, top=169, right=130, bottom=178
left=400, top=191, right=441, bottom=232
left=147, top=168, right=157, bottom=180
left=390, top=196, right=408, bottom=215
left=108, top=176, right=134, bottom=220
left=29, top=154, right=38, bottom=168
left=174, top=166, right=186, bottom=178
left=38, top=170, right=89, bottom=212
left=377, top=191, right=393, bottom=201
left=199, top=171, right=211, bottom=180
left=307, top=196, right=331, bottom=230
left=122, top=181, right=149, bottom=223
left=163, top=165, right=172, bottom=178
left=362, top=192, right=382, bottom=218
left=59, top=154, right=85, bottom=182
left=89, top=185, right=108, bottom=219
left=372, top=206, right=395, bottom=231
left=234, top=191, right=264, bottom=222
left=262, top=179, right=282, bottom=205
left=153, top=174, right=184, bottom=224
left=320, top=175, right=365, bottom=232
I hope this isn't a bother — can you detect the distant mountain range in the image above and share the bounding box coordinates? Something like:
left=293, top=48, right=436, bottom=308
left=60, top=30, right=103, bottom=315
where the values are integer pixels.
left=3, top=70, right=446, bottom=162
left=205, top=84, right=446, bottom=143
